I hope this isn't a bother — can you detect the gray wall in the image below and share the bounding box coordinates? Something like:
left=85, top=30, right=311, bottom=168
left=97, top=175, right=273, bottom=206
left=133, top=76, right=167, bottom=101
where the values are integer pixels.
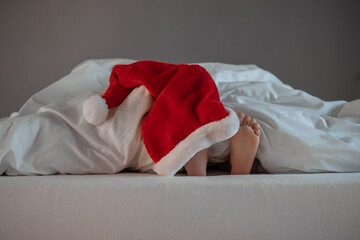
left=1, top=0, right=359, bottom=118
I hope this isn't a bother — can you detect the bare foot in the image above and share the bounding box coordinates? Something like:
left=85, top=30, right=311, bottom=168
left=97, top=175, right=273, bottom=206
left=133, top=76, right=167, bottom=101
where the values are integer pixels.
left=185, top=148, right=209, bottom=176
left=230, top=112, right=260, bottom=175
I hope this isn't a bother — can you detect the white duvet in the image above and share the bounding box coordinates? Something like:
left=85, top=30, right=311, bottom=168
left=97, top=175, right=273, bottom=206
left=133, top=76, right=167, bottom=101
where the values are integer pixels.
left=1, top=59, right=359, bottom=175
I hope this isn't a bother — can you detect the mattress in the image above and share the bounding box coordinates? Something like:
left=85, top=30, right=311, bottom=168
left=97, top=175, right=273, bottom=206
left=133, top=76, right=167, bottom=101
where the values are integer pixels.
left=1, top=172, right=360, bottom=240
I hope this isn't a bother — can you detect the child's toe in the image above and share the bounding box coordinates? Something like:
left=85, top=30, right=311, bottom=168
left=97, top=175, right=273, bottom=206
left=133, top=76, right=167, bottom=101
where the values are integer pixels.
left=241, top=116, right=251, bottom=126
left=254, top=128, right=260, bottom=136
left=237, top=112, right=245, bottom=121
left=250, top=118, right=256, bottom=127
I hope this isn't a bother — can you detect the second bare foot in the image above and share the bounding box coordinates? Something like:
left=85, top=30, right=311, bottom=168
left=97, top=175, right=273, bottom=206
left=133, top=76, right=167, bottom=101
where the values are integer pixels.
left=230, top=112, right=260, bottom=175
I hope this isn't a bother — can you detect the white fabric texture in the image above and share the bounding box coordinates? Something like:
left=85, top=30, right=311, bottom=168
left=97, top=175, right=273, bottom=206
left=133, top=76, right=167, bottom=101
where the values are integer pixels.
left=0, top=59, right=360, bottom=175
left=1, top=172, right=360, bottom=240
left=207, top=63, right=360, bottom=173
left=0, top=84, right=155, bottom=175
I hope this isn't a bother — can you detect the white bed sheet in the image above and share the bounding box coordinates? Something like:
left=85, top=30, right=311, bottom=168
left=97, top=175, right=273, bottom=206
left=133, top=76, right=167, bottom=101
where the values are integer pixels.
left=1, top=172, right=360, bottom=240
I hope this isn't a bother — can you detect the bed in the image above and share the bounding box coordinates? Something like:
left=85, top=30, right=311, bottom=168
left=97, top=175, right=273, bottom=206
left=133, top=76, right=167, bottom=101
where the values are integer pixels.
left=1, top=59, right=360, bottom=239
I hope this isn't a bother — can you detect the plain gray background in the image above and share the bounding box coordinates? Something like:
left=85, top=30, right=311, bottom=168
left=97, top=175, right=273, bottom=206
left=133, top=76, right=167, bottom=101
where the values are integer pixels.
left=0, top=0, right=359, bottom=118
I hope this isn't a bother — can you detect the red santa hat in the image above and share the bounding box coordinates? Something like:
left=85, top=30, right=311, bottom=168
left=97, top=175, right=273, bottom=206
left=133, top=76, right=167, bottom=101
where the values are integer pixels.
left=83, top=61, right=239, bottom=176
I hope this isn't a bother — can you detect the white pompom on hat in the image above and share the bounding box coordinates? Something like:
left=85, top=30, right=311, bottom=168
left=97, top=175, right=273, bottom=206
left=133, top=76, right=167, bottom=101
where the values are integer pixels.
left=83, top=95, right=109, bottom=125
